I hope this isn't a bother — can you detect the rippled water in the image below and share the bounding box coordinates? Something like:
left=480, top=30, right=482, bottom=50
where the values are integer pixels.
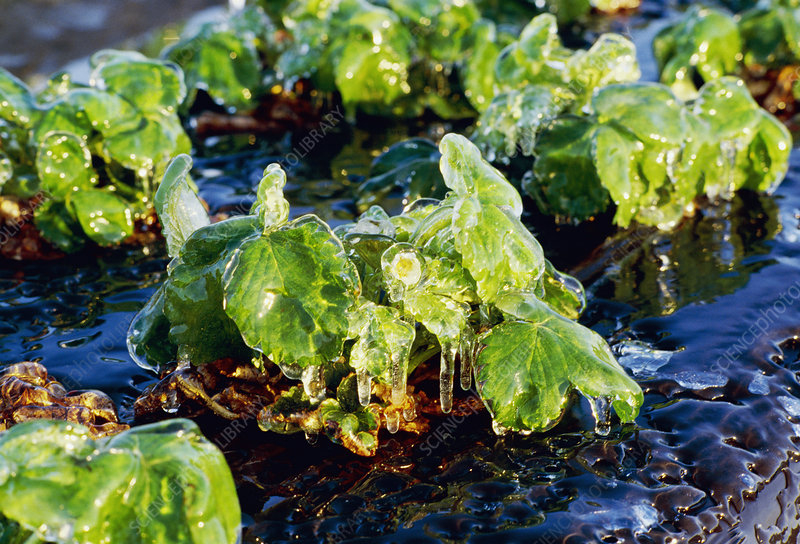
left=2, top=1, right=800, bottom=542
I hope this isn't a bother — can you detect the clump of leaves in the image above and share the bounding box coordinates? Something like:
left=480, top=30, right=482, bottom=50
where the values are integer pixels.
left=654, top=2, right=800, bottom=102
left=163, top=5, right=276, bottom=111
left=274, top=0, right=487, bottom=118
left=0, top=419, right=240, bottom=543
left=128, top=133, right=642, bottom=455
left=0, top=51, right=189, bottom=252
left=527, top=78, right=791, bottom=229
left=469, top=13, right=640, bottom=162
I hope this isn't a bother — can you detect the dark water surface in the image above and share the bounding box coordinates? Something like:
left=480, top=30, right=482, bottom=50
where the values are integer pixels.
left=1, top=1, right=800, bottom=542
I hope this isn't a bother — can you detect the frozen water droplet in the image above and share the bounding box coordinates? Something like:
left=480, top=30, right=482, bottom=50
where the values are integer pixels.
left=591, top=397, right=611, bottom=436
left=304, top=432, right=318, bottom=445
left=440, top=343, right=456, bottom=413
left=386, top=411, right=400, bottom=434
left=356, top=369, right=372, bottom=407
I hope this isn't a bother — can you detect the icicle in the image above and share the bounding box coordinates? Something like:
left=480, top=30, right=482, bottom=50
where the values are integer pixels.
left=403, top=401, right=416, bottom=422
left=356, top=368, right=372, bottom=407
left=386, top=411, right=400, bottom=434
left=591, top=396, right=612, bottom=436
left=440, top=342, right=456, bottom=413
left=301, top=365, right=325, bottom=402
left=304, top=432, right=318, bottom=445
left=390, top=352, right=408, bottom=407
left=458, top=332, right=474, bottom=391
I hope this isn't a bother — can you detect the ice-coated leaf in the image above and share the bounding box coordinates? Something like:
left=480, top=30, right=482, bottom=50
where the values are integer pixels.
left=127, top=285, right=177, bottom=371
left=0, top=419, right=240, bottom=544
left=35, top=132, right=97, bottom=199
left=92, top=50, right=186, bottom=115
left=0, top=68, right=36, bottom=127
left=223, top=216, right=360, bottom=368
left=472, top=86, right=562, bottom=162
left=439, top=133, right=523, bottom=217
left=164, top=216, right=261, bottom=366
left=567, top=33, right=640, bottom=109
left=476, top=292, right=643, bottom=432
left=540, top=259, right=586, bottom=320
left=335, top=37, right=411, bottom=114
left=68, top=189, right=134, bottom=246
left=251, top=162, right=290, bottom=230
left=154, top=154, right=210, bottom=258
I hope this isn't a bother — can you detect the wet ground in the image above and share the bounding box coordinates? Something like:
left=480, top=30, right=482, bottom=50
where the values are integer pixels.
left=2, top=1, right=800, bottom=542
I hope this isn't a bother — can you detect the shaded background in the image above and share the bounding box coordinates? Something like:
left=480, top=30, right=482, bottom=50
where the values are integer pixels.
left=0, top=0, right=223, bottom=83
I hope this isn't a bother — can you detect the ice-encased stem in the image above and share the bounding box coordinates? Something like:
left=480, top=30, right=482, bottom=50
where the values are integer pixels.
left=301, top=365, right=325, bottom=402
left=356, top=368, right=372, bottom=407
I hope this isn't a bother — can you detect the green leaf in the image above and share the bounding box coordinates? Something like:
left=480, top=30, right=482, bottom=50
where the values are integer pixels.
left=164, top=216, right=261, bottom=366
left=540, top=259, right=586, bottom=320
left=68, top=189, right=134, bottom=246
left=476, top=292, right=642, bottom=432
left=251, top=162, right=290, bottom=230
left=462, top=20, right=503, bottom=111
left=92, top=51, right=186, bottom=115
left=567, top=33, right=640, bottom=108
left=154, top=154, right=210, bottom=258
left=0, top=68, right=36, bottom=127
left=35, top=132, right=97, bottom=199
left=0, top=419, right=240, bottom=544
left=319, top=398, right=379, bottom=456
left=222, top=216, right=360, bottom=368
